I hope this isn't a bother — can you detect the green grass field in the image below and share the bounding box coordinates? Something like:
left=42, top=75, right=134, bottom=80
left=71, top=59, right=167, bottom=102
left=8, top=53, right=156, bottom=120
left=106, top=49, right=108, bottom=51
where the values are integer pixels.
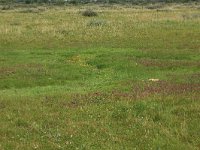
left=0, top=3, right=200, bottom=149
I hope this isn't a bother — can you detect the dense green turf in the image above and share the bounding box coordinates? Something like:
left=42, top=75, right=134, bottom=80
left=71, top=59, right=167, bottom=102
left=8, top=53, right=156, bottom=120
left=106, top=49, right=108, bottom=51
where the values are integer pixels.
left=0, top=4, right=200, bottom=150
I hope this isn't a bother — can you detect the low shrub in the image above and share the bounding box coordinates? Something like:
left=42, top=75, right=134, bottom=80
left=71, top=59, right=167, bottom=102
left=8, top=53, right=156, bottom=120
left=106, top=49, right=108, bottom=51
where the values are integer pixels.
left=145, top=4, right=164, bottom=9
left=82, top=9, right=98, bottom=17
left=1, top=5, right=11, bottom=10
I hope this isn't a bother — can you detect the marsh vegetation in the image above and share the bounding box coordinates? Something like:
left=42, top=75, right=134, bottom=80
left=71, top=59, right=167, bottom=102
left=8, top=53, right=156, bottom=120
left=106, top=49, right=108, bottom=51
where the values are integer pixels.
left=0, top=3, right=200, bottom=149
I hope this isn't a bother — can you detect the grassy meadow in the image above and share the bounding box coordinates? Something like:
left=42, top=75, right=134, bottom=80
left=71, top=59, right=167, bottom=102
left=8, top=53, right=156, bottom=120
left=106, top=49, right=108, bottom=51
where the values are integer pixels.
left=0, top=3, right=200, bottom=149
